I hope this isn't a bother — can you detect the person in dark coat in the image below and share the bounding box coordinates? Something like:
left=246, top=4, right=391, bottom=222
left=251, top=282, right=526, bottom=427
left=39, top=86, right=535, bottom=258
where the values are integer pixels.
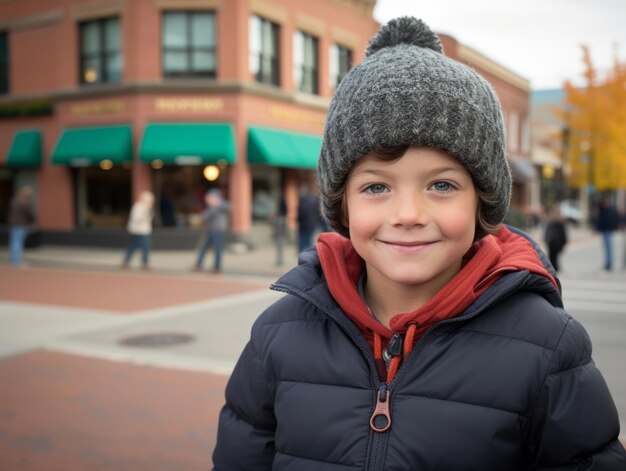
left=212, top=18, right=626, bottom=470
left=595, top=195, right=620, bottom=270
left=543, top=204, right=568, bottom=272
left=193, top=189, right=230, bottom=274
left=296, top=181, right=322, bottom=254
left=7, top=185, right=36, bottom=266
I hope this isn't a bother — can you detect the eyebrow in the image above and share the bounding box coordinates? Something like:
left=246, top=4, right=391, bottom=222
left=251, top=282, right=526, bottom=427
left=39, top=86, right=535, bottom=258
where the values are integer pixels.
left=352, top=164, right=469, bottom=179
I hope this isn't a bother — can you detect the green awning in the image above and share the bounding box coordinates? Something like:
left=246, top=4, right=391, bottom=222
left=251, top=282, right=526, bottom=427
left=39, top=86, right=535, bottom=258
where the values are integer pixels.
left=247, top=126, right=322, bottom=170
left=7, top=130, right=42, bottom=167
left=139, top=123, right=236, bottom=165
left=52, top=125, right=132, bottom=166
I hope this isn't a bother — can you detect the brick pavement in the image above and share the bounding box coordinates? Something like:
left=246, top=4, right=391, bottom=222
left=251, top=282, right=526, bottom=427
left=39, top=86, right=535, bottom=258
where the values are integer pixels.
left=0, top=263, right=272, bottom=470
left=0, top=350, right=227, bottom=471
left=0, top=265, right=266, bottom=312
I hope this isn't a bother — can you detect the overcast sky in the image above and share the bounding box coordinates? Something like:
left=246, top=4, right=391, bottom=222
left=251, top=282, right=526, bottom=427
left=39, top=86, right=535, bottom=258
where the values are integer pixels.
left=373, top=0, right=626, bottom=90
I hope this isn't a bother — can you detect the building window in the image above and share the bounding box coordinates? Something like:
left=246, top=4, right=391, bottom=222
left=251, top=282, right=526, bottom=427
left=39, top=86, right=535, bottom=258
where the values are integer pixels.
left=249, top=15, right=280, bottom=86
left=0, top=32, right=8, bottom=94
left=79, top=17, right=121, bottom=85
left=329, top=43, right=351, bottom=90
left=508, top=111, right=519, bottom=152
left=293, top=31, right=318, bottom=94
left=162, top=11, right=216, bottom=78
left=521, top=114, right=531, bottom=154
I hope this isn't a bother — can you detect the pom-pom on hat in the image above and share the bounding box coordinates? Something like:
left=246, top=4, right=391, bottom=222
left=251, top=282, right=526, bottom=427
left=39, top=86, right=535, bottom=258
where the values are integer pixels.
left=318, top=17, right=511, bottom=237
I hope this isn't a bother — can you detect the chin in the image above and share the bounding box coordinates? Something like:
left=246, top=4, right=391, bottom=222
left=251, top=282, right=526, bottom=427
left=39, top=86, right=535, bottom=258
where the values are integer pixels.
left=383, top=270, right=431, bottom=286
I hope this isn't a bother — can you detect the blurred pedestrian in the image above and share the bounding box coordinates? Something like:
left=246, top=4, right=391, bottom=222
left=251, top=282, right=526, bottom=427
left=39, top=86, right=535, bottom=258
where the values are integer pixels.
left=121, top=191, right=154, bottom=270
left=271, top=196, right=288, bottom=267
left=595, top=195, right=619, bottom=271
left=8, top=185, right=36, bottom=266
left=296, top=181, right=321, bottom=253
left=193, top=189, right=230, bottom=274
left=543, top=204, right=568, bottom=272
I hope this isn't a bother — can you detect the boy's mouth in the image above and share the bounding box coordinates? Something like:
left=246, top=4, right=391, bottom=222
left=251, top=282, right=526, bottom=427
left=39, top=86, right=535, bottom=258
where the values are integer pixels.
left=380, top=240, right=436, bottom=252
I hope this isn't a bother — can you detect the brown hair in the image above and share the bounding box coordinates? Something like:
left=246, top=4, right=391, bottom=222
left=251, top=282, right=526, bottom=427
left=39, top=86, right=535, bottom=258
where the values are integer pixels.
left=320, top=145, right=500, bottom=241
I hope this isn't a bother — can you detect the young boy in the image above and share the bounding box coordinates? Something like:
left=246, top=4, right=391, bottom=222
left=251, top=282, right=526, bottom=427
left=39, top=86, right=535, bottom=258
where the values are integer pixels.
left=213, top=17, right=625, bottom=469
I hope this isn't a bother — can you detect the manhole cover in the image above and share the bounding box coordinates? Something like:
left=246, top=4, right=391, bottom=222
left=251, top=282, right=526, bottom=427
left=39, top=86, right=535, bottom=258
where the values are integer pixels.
left=119, top=332, right=195, bottom=348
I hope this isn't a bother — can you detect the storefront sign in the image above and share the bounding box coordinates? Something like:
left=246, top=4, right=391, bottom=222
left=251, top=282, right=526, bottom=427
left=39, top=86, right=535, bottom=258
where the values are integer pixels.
left=154, top=98, right=224, bottom=112
left=270, top=106, right=325, bottom=126
left=71, top=101, right=125, bottom=115
left=174, top=155, right=203, bottom=165
left=69, top=158, right=92, bottom=167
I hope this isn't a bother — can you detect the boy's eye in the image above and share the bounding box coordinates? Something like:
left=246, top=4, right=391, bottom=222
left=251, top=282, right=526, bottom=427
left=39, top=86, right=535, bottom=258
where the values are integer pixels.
left=432, top=181, right=453, bottom=192
left=364, top=184, right=388, bottom=194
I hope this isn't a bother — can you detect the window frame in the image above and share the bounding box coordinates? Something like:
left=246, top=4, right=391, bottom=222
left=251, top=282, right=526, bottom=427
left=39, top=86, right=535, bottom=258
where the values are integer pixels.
left=293, top=30, right=319, bottom=95
left=78, top=17, right=122, bottom=86
left=329, top=42, right=352, bottom=90
left=162, top=10, right=217, bottom=79
left=249, top=15, right=280, bottom=87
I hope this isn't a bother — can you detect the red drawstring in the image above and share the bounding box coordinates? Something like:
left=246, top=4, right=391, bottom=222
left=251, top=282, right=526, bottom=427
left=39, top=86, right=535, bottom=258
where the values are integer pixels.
left=404, top=322, right=417, bottom=360
left=387, top=356, right=400, bottom=382
left=373, top=322, right=418, bottom=383
left=374, top=331, right=382, bottom=359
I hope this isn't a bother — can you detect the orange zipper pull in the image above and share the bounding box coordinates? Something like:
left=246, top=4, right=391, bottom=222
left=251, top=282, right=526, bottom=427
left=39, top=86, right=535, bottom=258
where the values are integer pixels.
left=369, top=383, right=391, bottom=432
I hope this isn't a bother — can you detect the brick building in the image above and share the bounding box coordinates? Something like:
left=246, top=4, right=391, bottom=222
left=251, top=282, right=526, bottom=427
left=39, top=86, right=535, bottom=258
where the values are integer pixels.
left=0, top=0, right=531, bottom=247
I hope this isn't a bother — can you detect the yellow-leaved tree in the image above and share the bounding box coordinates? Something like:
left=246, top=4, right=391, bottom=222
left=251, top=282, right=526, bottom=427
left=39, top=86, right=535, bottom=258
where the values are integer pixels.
left=560, top=47, right=626, bottom=191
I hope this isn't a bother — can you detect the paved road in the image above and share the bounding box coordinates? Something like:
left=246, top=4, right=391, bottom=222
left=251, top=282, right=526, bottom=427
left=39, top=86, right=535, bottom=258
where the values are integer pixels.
left=0, top=229, right=624, bottom=469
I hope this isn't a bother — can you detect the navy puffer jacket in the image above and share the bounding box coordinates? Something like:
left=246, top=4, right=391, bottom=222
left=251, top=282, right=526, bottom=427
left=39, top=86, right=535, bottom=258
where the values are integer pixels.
left=213, top=235, right=625, bottom=470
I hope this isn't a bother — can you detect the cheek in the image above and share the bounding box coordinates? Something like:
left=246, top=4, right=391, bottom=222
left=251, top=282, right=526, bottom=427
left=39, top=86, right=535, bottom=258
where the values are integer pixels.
left=442, top=205, right=478, bottom=240
left=345, top=197, right=378, bottom=235
left=347, top=207, right=373, bottom=234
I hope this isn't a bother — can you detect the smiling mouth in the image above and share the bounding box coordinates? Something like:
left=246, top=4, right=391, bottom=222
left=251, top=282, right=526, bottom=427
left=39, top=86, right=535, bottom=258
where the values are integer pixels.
left=381, top=240, right=435, bottom=250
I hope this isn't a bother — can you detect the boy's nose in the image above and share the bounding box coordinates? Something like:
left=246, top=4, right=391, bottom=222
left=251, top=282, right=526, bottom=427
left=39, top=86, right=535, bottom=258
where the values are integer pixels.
left=389, top=192, right=428, bottom=227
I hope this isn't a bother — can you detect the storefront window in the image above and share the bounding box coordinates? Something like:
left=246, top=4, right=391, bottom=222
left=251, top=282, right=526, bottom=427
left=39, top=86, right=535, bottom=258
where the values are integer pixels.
left=74, top=167, right=131, bottom=228
left=0, top=32, right=8, bottom=94
left=152, top=165, right=229, bottom=228
left=162, top=11, right=216, bottom=78
left=251, top=166, right=281, bottom=221
left=0, top=169, right=14, bottom=224
left=79, top=17, right=121, bottom=85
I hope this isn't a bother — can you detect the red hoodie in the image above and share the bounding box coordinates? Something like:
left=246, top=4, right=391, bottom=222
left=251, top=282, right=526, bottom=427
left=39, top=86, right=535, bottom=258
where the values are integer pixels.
left=317, top=226, right=558, bottom=381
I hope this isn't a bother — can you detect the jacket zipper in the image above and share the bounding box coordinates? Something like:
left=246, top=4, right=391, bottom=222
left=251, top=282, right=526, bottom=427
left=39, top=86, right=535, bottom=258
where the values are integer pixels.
left=370, top=382, right=391, bottom=432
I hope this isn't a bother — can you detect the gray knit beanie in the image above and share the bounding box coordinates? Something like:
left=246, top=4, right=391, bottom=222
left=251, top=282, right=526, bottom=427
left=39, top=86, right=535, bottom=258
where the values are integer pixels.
left=318, top=16, right=511, bottom=237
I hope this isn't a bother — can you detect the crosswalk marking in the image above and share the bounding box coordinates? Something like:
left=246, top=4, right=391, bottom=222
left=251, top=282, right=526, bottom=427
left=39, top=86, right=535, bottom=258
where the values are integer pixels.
left=560, top=276, right=626, bottom=314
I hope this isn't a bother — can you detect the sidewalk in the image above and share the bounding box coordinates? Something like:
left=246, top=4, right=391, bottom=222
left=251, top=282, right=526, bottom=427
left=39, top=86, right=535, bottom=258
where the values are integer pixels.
left=0, top=238, right=300, bottom=281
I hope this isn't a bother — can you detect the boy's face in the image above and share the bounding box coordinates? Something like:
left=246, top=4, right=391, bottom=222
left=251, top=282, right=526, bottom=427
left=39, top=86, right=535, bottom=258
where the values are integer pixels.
left=345, top=146, right=478, bottom=296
